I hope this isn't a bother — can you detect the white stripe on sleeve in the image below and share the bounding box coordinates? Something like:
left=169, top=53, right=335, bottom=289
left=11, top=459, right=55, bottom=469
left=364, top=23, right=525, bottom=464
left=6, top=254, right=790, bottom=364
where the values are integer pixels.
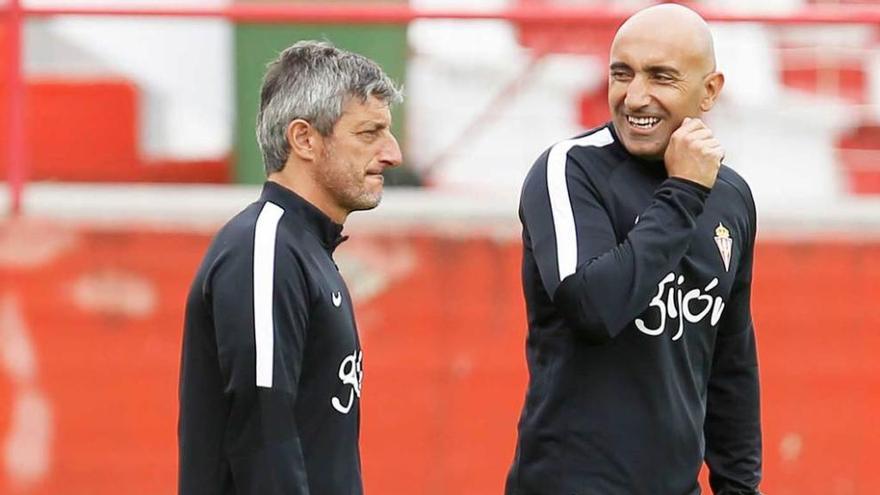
left=253, top=201, right=284, bottom=388
left=546, top=128, right=614, bottom=281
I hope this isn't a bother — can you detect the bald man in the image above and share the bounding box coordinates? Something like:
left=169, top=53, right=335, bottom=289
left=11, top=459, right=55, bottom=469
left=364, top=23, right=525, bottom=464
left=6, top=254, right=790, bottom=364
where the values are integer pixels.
left=506, top=5, right=762, bottom=495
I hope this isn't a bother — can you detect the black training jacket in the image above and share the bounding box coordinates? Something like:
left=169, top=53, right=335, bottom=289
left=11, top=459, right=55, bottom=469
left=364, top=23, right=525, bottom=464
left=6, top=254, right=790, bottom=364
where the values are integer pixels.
left=179, top=181, right=363, bottom=495
left=506, top=123, right=762, bottom=495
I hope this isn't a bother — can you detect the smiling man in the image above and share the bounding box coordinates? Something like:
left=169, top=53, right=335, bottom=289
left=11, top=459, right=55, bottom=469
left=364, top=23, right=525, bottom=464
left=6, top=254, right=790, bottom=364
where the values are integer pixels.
left=506, top=5, right=762, bottom=495
left=179, top=41, right=402, bottom=495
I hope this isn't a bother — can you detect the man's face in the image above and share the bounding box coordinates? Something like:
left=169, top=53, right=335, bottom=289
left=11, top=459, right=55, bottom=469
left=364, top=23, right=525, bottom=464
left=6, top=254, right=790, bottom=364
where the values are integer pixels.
left=315, top=96, right=402, bottom=215
left=608, top=31, right=711, bottom=160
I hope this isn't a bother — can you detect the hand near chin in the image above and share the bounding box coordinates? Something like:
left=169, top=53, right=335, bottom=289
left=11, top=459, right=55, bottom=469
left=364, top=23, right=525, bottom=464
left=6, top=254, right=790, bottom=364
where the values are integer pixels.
left=663, top=117, right=723, bottom=189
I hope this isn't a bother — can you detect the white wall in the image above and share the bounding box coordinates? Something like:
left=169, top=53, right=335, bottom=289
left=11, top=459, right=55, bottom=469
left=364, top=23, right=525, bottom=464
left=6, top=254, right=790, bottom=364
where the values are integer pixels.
left=407, top=20, right=602, bottom=192
left=24, top=0, right=233, bottom=161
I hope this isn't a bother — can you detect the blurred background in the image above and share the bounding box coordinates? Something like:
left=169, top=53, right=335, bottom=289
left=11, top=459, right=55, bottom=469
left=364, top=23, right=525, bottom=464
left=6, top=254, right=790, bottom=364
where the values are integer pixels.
left=0, top=0, right=878, bottom=494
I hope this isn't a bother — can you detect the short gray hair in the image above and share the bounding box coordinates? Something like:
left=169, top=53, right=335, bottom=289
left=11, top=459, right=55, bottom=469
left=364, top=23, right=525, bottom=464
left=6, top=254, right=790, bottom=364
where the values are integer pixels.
left=256, top=40, right=403, bottom=175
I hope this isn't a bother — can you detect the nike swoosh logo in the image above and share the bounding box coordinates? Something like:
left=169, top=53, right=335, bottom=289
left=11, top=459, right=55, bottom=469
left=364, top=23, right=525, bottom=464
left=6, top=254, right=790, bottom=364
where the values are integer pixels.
left=332, top=291, right=343, bottom=308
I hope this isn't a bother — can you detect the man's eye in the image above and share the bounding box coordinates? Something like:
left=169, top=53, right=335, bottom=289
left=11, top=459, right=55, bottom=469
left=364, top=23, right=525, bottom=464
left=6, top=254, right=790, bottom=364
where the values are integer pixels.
left=610, top=71, right=632, bottom=80
left=653, top=73, right=674, bottom=82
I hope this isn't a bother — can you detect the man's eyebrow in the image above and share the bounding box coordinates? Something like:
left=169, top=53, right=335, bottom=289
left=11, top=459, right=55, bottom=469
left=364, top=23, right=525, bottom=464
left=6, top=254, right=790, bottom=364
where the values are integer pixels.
left=645, top=65, right=683, bottom=77
left=355, top=120, right=389, bottom=130
left=609, top=62, right=684, bottom=78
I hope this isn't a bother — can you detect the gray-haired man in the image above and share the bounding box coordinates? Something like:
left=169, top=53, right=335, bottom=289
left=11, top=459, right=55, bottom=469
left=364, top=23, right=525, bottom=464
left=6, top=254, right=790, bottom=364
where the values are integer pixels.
left=179, top=40, right=402, bottom=495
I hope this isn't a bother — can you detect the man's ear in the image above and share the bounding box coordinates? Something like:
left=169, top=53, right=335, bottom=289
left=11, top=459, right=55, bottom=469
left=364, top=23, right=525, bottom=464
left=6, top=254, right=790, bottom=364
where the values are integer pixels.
left=700, top=71, right=725, bottom=112
left=287, top=119, right=321, bottom=162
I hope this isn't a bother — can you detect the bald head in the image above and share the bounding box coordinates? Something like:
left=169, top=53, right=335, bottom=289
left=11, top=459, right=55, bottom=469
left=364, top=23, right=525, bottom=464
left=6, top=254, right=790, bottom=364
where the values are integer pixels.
left=606, top=4, right=724, bottom=159
left=613, top=4, right=716, bottom=73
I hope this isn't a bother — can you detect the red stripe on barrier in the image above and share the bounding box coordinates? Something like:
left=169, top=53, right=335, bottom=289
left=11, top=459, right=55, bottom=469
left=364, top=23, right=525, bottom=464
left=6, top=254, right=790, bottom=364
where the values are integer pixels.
left=0, top=3, right=878, bottom=26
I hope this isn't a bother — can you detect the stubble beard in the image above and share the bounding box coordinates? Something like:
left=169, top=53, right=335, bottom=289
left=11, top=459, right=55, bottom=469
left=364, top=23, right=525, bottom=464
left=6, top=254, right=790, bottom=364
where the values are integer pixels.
left=317, top=145, right=382, bottom=216
left=616, top=119, right=667, bottom=160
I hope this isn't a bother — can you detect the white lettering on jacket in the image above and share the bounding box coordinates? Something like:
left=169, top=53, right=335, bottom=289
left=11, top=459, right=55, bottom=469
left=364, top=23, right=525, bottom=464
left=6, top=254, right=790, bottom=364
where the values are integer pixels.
left=331, top=350, right=363, bottom=415
left=634, top=272, right=726, bottom=341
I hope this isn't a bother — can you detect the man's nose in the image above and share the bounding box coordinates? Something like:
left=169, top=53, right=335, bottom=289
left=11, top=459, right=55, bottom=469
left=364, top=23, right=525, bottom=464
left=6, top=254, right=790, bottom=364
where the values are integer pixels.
left=380, top=134, right=403, bottom=168
left=624, top=75, right=651, bottom=110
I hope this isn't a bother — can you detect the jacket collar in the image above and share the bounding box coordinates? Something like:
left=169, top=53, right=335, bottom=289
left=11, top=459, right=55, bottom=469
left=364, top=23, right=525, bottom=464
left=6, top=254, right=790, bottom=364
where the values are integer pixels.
left=260, top=181, right=348, bottom=251
left=606, top=122, right=669, bottom=177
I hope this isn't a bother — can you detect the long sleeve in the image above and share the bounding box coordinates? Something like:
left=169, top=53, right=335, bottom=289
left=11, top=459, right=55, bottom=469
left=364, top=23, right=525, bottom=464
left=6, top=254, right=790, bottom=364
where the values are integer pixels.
left=704, top=193, right=762, bottom=495
left=208, top=218, right=311, bottom=493
left=521, top=148, right=710, bottom=344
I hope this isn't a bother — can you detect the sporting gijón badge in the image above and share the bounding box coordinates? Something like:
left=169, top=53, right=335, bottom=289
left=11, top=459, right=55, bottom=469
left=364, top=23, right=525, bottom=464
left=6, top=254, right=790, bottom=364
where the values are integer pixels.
left=714, top=223, right=732, bottom=272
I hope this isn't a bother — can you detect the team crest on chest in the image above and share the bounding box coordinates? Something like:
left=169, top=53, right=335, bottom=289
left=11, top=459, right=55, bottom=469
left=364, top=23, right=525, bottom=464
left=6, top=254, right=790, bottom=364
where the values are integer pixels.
left=714, top=222, right=733, bottom=272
